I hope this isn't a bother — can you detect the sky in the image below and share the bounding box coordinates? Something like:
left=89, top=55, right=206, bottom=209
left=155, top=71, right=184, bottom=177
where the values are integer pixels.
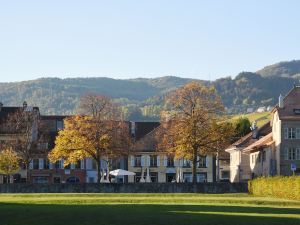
left=0, top=0, right=300, bottom=82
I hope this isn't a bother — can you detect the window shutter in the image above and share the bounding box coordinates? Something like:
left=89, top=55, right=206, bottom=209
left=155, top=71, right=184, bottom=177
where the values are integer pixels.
left=197, top=156, right=199, bottom=167
left=296, top=148, right=300, bottom=160
left=205, top=156, right=209, bottom=168
left=29, top=160, right=33, bottom=169
left=296, top=128, right=300, bottom=139
left=147, top=155, right=150, bottom=167
left=70, top=163, right=75, bottom=169
left=38, top=158, right=44, bottom=170
left=60, top=159, right=64, bottom=169
left=131, top=156, right=135, bottom=167
left=157, top=155, right=160, bottom=167
left=81, top=159, right=85, bottom=169
left=164, top=156, right=168, bottom=167
left=284, top=148, right=289, bottom=160
left=141, top=156, right=144, bottom=166
left=284, top=127, right=288, bottom=139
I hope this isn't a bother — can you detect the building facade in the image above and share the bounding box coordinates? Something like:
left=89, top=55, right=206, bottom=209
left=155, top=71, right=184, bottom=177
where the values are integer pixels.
left=226, top=85, right=300, bottom=183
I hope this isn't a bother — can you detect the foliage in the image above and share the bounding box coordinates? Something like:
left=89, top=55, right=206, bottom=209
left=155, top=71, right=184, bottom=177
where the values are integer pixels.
left=0, top=148, right=20, bottom=176
left=48, top=94, right=131, bottom=183
left=234, top=117, right=251, bottom=137
left=1, top=107, right=40, bottom=183
left=0, top=60, right=299, bottom=120
left=158, top=82, right=235, bottom=182
left=248, top=176, right=300, bottom=201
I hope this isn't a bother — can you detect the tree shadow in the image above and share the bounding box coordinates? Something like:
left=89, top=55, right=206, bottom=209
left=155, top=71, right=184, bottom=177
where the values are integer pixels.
left=0, top=203, right=299, bottom=225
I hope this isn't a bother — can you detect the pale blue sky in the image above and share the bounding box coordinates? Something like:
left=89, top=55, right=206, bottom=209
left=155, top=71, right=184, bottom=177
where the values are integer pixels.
left=0, top=0, right=300, bottom=82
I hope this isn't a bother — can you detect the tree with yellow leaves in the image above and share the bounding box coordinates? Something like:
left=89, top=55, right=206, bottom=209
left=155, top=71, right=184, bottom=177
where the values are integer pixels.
left=158, top=82, right=234, bottom=183
left=0, top=148, right=20, bottom=183
left=48, top=94, right=131, bottom=183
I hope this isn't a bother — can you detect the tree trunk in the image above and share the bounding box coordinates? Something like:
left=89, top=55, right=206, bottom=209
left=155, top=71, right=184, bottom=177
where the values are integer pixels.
left=26, top=161, right=31, bottom=184
left=97, top=160, right=101, bottom=183
left=192, top=148, right=197, bottom=184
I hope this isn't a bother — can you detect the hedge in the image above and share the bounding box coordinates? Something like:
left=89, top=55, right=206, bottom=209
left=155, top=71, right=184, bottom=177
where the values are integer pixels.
left=248, top=176, right=300, bottom=201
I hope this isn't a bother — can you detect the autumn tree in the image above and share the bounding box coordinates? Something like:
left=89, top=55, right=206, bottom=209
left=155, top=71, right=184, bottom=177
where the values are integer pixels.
left=2, top=104, right=40, bottom=183
left=158, top=82, right=234, bottom=183
left=0, top=148, right=20, bottom=183
left=48, top=94, right=131, bottom=183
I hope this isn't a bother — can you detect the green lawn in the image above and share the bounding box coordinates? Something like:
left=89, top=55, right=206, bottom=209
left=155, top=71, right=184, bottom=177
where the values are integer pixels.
left=0, top=193, right=300, bottom=225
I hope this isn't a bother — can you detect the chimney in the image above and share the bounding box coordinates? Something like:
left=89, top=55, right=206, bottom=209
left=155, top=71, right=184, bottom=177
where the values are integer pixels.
left=250, top=121, right=258, bottom=139
left=23, top=101, right=28, bottom=108
left=278, top=94, right=284, bottom=108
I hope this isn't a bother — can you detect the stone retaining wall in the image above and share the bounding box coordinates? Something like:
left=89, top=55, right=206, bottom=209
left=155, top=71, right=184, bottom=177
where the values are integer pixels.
left=0, top=183, right=248, bottom=193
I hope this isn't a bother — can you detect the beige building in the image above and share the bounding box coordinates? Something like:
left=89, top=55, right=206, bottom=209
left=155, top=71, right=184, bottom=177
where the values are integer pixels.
left=127, top=122, right=215, bottom=183
left=226, top=85, right=300, bottom=182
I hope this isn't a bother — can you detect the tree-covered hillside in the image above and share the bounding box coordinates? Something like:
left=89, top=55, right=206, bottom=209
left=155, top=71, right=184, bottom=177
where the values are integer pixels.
left=0, top=60, right=299, bottom=120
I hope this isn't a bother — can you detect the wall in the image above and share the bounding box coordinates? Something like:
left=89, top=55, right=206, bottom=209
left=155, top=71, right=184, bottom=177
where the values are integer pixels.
left=0, top=183, right=248, bottom=193
left=127, top=153, right=214, bottom=183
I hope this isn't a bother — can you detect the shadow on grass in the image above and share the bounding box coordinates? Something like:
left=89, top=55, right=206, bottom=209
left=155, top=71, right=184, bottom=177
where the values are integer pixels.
left=0, top=203, right=299, bottom=225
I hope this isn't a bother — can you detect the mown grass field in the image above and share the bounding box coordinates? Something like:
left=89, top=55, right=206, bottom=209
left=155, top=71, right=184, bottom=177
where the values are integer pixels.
left=0, top=193, right=300, bottom=225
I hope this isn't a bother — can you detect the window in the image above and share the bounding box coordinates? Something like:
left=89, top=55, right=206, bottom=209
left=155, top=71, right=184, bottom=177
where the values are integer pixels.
left=198, top=156, right=206, bottom=168
left=258, top=153, right=262, bottom=163
left=150, top=172, right=158, bottom=182
left=296, top=128, right=300, bottom=139
left=53, top=177, right=61, bottom=183
left=33, top=177, right=48, bottom=184
left=54, top=161, right=61, bottom=169
left=183, top=159, right=191, bottom=168
left=183, top=173, right=207, bottom=183
left=150, top=155, right=157, bottom=167
left=197, top=173, right=207, bottom=182
left=221, top=171, right=230, bottom=179
left=285, top=147, right=299, bottom=160
left=92, top=159, right=97, bottom=170
left=44, top=159, right=49, bottom=169
left=289, top=148, right=296, bottom=160
left=75, top=160, right=81, bottom=169
left=297, top=148, right=300, bottom=160
left=56, top=120, right=64, bottom=131
left=66, top=176, right=80, bottom=183
left=262, top=151, right=266, bottom=162
left=37, top=142, right=48, bottom=150
left=134, top=155, right=141, bottom=167
left=33, top=159, right=39, bottom=170
left=285, top=127, right=296, bottom=139
left=167, top=157, right=174, bottom=167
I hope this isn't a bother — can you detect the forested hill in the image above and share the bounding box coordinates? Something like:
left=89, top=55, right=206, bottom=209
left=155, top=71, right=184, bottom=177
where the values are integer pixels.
left=0, top=60, right=299, bottom=120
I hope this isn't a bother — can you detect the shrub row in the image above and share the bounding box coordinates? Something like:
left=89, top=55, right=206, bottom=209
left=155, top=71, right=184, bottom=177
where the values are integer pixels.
left=248, top=176, right=300, bottom=200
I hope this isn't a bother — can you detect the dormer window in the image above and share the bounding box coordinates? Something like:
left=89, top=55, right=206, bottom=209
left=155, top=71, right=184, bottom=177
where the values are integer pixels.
left=293, top=109, right=300, bottom=115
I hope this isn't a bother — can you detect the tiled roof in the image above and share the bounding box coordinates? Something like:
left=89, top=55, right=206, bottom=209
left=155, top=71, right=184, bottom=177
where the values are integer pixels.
left=243, top=132, right=273, bottom=152
left=226, top=122, right=271, bottom=150
left=133, top=122, right=160, bottom=141
left=0, top=106, right=39, bottom=123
